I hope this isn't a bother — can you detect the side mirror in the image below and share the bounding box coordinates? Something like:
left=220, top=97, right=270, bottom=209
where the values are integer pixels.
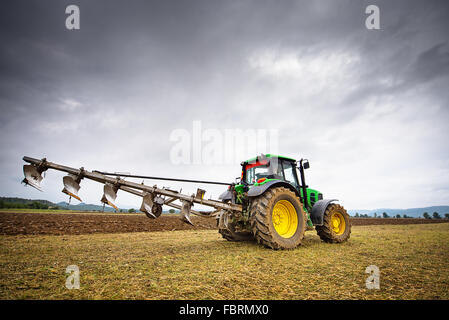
left=235, top=177, right=241, bottom=184
left=303, top=160, right=310, bottom=169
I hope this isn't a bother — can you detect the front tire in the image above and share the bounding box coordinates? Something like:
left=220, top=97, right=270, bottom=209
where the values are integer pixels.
left=249, top=187, right=306, bottom=250
left=316, top=203, right=351, bottom=243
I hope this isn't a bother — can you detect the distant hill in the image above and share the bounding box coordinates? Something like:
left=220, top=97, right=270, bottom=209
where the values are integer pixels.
left=0, top=197, right=55, bottom=206
left=57, top=202, right=118, bottom=212
left=348, top=206, right=449, bottom=218
left=0, top=197, right=57, bottom=210
left=0, top=196, right=178, bottom=213
left=56, top=202, right=178, bottom=213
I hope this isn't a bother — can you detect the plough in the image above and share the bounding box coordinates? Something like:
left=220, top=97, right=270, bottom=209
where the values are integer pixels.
left=22, top=156, right=241, bottom=226
left=22, top=154, right=351, bottom=249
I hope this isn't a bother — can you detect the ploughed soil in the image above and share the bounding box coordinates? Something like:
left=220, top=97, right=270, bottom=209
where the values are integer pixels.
left=0, top=212, right=217, bottom=235
left=0, top=211, right=448, bottom=235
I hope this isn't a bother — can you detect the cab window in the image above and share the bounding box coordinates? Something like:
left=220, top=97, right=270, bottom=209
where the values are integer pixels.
left=282, top=161, right=299, bottom=188
left=245, top=161, right=270, bottom=184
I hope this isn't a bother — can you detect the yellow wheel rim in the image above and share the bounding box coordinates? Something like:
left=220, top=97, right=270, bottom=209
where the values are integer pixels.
left=272, top=200, right=298, bottom=238
left=331, top=212, right=346, bottom=235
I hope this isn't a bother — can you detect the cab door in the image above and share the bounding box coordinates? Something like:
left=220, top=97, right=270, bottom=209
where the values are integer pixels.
left=280, top=160, right=300, bottom=191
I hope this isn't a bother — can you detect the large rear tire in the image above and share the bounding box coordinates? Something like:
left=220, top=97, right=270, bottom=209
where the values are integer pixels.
left=315, top=203, right=351, bottom=243
left=249, top=187, right=306, bottom=250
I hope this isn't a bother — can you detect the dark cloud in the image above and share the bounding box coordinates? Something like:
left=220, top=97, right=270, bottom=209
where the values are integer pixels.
left=1, top=0, right=449, bottom=209
left=410, top=42, right=449, bottom=83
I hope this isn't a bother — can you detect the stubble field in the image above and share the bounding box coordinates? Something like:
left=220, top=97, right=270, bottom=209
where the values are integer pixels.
left=0, top=210, right=448, bottom=300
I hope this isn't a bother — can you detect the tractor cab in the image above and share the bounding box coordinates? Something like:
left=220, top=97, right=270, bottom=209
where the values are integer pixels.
left=242, top=154, right=299, bottom=188
left=237, top=154, right=322, bottom=212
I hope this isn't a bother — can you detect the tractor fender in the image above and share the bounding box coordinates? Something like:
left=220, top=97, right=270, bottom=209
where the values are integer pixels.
left=310, top=199, right=338, bottom=226
left=247, top=180, right=300, bottom=198
left=218, top=190, right=233, bottom=201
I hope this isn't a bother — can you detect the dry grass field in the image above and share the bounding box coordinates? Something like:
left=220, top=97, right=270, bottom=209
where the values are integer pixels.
left=0, top=222, right=448, bottom=300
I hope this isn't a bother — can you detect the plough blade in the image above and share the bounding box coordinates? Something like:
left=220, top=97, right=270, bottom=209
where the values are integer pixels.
left=217, top=210, right=229, bottom=229
left=22, top=165, right=43, bottom=191
left=101, top=183, right=118, bottom=210
left=180, top=201, right=194, bottom=226
left=140, top=193, right=156, bottom=219
left=62, top=175, right=82, bottom=201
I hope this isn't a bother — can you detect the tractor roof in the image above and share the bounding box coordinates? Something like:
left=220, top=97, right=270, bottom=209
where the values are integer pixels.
left=244, top=154, right=296, bottom=163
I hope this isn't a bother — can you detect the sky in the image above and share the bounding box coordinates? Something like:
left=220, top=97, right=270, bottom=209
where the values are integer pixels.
left=0, top=0, right=448, bottom=210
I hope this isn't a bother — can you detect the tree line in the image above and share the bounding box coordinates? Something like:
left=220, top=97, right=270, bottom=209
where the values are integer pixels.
left=353, top=211, right=449, bottom=219
left=0, top=199, right=59, bottom=210
left=422, top=212, right=448, bottom=219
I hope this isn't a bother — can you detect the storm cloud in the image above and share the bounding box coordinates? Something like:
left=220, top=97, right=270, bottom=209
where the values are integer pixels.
left=1, top=0, right=448, bottom=210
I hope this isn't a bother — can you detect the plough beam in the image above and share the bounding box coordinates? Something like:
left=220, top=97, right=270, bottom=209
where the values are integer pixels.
left=22, top=156, right=242, bottom=215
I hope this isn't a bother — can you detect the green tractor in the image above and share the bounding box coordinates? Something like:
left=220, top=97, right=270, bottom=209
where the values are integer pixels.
left=217, top=154, right=351, bottom=249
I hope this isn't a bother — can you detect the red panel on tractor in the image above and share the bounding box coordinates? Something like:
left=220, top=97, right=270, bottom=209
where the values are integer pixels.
left=245, top=160, right=269, bottom=170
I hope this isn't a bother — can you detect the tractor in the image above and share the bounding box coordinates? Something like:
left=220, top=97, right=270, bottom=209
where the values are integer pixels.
left=217, top=154, right=351, bottom=249
left=21, top=154, right=351, bottom=250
